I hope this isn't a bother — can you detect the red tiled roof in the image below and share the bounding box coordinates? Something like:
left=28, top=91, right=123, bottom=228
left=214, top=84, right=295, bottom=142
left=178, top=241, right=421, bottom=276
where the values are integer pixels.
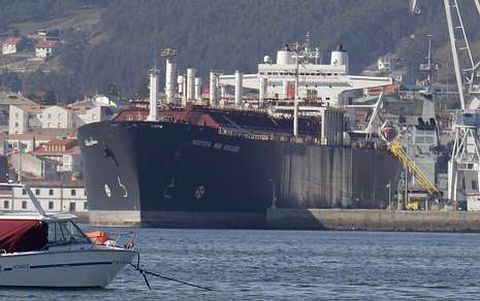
left=13, top=104, right=45, bottom=112
left=48, top=138, right=76, bottom=146
left=31, top=145, right=81, bottom=156
left=8, top=134, right=58, bottom=141
left=3, top=37, right=22, bottom=45
left=36, top=40, right=56, bottom=49
left=24, top=180, right=85, bottom=188
left=7, top=130, right=76, bottom=141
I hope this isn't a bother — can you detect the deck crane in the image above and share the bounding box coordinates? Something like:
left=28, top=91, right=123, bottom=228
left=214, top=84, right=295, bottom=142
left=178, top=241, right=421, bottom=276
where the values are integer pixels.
left=411, top=0, right=480, bottom=207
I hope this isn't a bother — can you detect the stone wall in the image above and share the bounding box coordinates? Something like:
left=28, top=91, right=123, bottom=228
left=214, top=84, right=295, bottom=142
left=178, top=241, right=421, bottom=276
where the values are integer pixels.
left=267, top=208, right=480, bottom=232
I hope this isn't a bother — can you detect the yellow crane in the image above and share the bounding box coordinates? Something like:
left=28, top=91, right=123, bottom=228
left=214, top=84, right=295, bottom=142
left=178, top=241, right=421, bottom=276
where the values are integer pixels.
left=389, top=140, right=440, bottom=197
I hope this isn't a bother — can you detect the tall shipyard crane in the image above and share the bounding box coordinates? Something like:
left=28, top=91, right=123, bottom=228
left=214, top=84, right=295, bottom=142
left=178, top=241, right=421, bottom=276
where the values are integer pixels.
left=410, top=0, right=480, bottom=207
left=411, top=0, right=480, bottom=109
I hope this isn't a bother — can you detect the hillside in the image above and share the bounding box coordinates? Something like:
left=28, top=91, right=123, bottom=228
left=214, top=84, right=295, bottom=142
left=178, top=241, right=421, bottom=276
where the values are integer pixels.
left=0, top=0, right=479, bottom=102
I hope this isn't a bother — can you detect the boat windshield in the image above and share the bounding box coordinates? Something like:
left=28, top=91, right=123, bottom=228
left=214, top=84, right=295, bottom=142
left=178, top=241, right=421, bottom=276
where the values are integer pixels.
left=47, top=220, right=91, bottom=247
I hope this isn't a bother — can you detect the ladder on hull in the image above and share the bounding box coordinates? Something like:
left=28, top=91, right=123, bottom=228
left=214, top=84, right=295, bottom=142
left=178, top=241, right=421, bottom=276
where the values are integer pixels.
left=389, top=141, right=440, bottom=196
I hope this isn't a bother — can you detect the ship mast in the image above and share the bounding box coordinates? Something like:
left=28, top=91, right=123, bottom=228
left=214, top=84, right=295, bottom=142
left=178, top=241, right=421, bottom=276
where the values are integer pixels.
left=289, top=41, right=309, bottom=137
left=292, top=43, right=300, bottom=137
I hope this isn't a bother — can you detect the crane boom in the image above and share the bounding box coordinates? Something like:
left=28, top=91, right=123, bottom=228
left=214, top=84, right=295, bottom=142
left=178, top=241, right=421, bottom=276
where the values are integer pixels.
left=410, top=0, right=421, bottom=14
left=444, top=0, right=467, bottom=110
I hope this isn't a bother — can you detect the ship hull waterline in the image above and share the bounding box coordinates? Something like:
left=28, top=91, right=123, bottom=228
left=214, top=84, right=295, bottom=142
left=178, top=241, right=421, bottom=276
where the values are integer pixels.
left=79, top=121, right=402, bottom=228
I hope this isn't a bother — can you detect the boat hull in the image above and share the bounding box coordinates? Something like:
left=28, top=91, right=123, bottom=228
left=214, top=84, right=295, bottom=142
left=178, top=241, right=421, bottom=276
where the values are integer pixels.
left=79, top=121, right=402, bottom=227
left=0, top=248, right=135, bottom=287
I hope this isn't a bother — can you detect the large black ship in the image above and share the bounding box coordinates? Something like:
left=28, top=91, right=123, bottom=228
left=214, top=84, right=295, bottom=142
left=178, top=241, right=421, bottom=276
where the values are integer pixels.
left=79, top=43, right=403, bottom=227
left=79, top=105, right=401, bottom=227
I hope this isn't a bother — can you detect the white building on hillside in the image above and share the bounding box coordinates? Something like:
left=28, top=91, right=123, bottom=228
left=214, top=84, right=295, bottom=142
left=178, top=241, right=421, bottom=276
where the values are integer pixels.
left=2, top=37, right=22, bottom=55
left=6, top=130, right=75, bottom=153
left=75, top=105, right=115, bottom=125
left=8, top=101, right=115, bottom=135
left=35, top=40, right=56, bottom=59
left=8, top=105, right=43, bottom=135
left=40, top=106, right=73, bottom=129
left=378, top=57, right=393, bottom=72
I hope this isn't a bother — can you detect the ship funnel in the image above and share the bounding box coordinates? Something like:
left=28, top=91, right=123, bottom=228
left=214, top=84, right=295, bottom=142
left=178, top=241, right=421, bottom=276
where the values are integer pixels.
left=330, top=44, right=349, bottom=73
left=276, top=45, right=294, bottom=65
left=147, top=68, right=160, bottom=121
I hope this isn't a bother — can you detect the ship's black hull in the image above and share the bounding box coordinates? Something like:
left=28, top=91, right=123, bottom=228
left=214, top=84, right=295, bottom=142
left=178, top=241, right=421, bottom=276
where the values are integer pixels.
left=79, top=121, right=402, bottom=227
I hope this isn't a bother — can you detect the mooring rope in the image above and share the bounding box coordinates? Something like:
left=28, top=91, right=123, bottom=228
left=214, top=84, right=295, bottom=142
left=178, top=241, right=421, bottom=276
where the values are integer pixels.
left=130, top=251, right=212, bottom=291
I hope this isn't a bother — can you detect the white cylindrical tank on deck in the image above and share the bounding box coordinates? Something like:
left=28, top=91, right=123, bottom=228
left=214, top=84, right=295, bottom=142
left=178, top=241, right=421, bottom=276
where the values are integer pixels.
left=194, top=77, right=202, bottom=101
left=177, top=75, right=184, bottom=95
left=186, top=68, right=196, bottom=101
left=165, top=59, right=176, bottom=103
left=276, top=48, right=294, bottom=65
left=330, top=44, right=349, bottom=73
left=282, top=80, right=289, bottom=99
left=147, top=68, right=159, bottom=121
left=235, top=70, right=243, bottom=105
left=209, top=71, right=218, bottom=105
left=182, top=74, right=188, bottom=106
left=259, top=77, right=268, bottom=103
left=220, top=86, right=226, bottom=106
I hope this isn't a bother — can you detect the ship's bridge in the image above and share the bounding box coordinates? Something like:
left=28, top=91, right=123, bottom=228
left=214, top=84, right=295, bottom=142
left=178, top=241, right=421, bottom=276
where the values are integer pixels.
left=214, top=46, right=392, bottom=107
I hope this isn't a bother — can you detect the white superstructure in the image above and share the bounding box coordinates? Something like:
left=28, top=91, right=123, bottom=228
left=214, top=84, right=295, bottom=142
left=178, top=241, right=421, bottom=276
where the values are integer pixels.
left=162, top=40, right=392, bottom=109
left=212, top=44, right=391, bottom=107
left=153, top=40, right=393, bottom=138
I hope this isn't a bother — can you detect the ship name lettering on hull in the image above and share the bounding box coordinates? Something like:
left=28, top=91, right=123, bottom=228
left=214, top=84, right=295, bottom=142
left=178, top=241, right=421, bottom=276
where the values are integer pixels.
left=192, top=140, right=240, bottom=153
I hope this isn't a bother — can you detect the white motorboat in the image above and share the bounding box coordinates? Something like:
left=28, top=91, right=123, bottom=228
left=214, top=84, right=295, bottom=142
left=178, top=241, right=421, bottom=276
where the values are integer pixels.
left=0, top=183, right=136, bottom=288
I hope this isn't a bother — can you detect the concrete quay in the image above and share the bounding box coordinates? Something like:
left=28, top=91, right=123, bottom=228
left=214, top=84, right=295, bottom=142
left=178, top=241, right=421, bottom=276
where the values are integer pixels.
left=267, top=208, right=480, bottom=232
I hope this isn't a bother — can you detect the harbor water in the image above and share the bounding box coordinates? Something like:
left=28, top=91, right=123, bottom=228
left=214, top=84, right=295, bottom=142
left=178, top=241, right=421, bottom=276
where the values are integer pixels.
left=2, top=229, right=480, bottom=300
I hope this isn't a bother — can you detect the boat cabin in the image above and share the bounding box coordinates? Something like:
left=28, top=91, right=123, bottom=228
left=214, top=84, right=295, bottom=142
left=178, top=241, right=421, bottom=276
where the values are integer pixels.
left=0, top=215, right=91, bottom=254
